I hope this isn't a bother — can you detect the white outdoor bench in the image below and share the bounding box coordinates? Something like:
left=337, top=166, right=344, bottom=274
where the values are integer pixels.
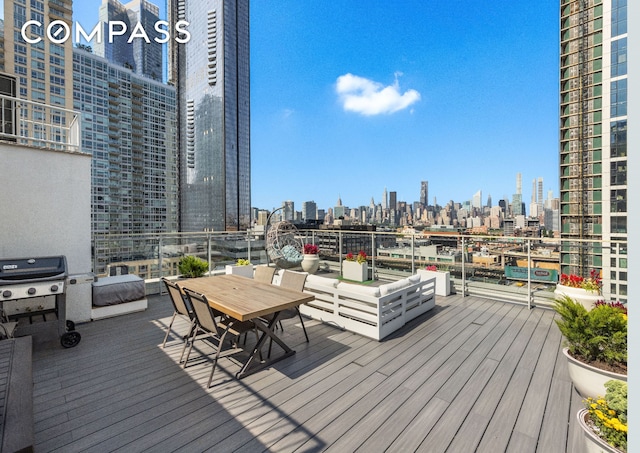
left=300, top=273, right=436, bottom=341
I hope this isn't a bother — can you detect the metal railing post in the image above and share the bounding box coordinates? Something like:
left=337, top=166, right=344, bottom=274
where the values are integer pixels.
left=527, top=239, right=532, bottom=309
left=461, top=237, right=466, bottom=297
left=207, top=234, right=212, bottom=275
left=371, top=232, right=376, bottom=279
left=339, top=231, right=343, bottom=277
left=411, top=233, right=416, bottom=274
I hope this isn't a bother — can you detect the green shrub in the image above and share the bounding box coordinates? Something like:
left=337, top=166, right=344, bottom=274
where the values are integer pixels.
left=178, top=255, right=209, bottom=278
left=554, top=295, right=627, bottom=367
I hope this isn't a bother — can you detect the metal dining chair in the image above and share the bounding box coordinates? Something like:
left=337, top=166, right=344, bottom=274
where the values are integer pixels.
left=161, top=278, right=196, bottom=360
left=254, top=265, right=276, bottom=284
left=182, top=288, right=259, bottom=387
left=264, top=270, right=309, bottom=356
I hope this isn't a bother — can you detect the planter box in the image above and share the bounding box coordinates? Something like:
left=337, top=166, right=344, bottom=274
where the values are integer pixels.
left=416, top=269, right=451, bottom=296
left=342, top=261, right=368, bottom=282
left=564, top=348, right=626, bottom=398
left=225, top=264, right=254, bottom=279
left=554, top=284, right=603, bottom=310
left=577, top=409, right=624, bottom=453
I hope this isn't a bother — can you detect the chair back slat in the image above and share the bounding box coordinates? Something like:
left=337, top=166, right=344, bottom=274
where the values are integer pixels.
left=183, top=288, right=219, bottom=333
left=162, top=278, right=191, bottom=318
left=279, top=270, right=307, bottom=292
left=254, top=265, right=276, bottom=284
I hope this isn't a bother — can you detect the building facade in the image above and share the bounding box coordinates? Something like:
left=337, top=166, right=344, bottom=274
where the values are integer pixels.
left=169, top=0, right=250, bottom=232
left=73, top=49, right=178, bottom=267
left=2, top=0, right=74, bottom=135
left=559, top=0, right=627, bottom=302
left=95, top=0, right=163, bottom=81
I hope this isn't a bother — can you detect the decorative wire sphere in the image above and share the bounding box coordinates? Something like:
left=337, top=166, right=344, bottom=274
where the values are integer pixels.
left=266, top=221, right=304, bottom=269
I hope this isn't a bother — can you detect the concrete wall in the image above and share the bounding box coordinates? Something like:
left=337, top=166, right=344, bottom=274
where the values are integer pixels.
left=0, top=142, right=93, bottom=322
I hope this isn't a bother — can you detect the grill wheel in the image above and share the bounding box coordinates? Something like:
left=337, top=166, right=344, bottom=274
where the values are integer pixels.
left=60, top=331, right=81, bottom=348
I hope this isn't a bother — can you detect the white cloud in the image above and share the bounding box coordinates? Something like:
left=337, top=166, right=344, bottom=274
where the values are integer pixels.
left=335, top=72, right=421, bottom=116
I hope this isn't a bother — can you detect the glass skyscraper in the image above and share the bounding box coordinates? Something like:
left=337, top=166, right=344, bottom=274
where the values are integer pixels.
left=169, top=0, right=251, bottom=232
left=95, top=0, right=163, bottom=81
left=559, top=0, right=627, bottom=302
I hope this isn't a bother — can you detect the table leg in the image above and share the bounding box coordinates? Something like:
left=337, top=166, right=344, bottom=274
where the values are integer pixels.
left=235, top=310, right=295, bottom=379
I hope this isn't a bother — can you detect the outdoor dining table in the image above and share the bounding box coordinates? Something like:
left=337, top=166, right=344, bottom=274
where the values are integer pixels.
left=177, top=274, right=314, bottom=379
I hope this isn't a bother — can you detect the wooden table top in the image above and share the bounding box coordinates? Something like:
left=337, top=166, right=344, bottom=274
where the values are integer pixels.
left=177, top=274, right=315, bottom=322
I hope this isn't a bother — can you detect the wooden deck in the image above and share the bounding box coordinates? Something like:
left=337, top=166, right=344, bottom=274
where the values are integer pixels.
left=31, top=293, right=585, bottom=452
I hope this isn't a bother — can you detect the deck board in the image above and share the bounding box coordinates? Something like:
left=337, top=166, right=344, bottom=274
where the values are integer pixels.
left=30, top=291, right=580, bottom=452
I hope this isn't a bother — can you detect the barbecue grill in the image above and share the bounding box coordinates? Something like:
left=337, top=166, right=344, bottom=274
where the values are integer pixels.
left=0, top=255, right=81, bottom=347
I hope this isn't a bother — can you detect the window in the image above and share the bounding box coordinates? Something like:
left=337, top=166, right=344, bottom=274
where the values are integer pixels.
left=610, top=189, right=626, bottom=212
left=610, top=121, right=627, bottom=158
left=610, top=79, right=627, bottom=117
left=610, top=161, right=627, bottom=185
left=611, top=38, right=627, bottom=77
left=610, top=217, right=627, bottom=234
left=611, top=0, right=627, bottom=37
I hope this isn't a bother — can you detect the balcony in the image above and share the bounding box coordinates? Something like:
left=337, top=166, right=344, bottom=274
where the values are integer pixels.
left=0, top=93, right=80, bottom=153
left=29, top=289, right=585, bottom=452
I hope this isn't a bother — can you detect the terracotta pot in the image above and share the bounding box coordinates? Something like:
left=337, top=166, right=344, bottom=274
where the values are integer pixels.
left=564, top=348, right=626, bottom=398
left=554, top=284, right=603, bottom=310
left=577, top=409, right=625, bottom=453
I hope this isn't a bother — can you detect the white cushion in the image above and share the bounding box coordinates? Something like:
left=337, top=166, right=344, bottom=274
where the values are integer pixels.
left=306, top=274, right=340, bottom=288
left=338, top=282, right=380, bottom=297
left=379, top=278, right=412, bottom=296
left=408, top=274, right=421, bottom=284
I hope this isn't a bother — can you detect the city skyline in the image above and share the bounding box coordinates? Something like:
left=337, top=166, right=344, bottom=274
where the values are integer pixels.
left=72, top=0, right=560, bottom=212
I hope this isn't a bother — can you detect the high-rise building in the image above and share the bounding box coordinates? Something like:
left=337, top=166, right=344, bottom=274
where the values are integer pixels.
left=73, top=49, right=178, bottom=255
left=2, top=0, right=74, bottom=126
left=302, top=201, right=317, bottom=222
left=420, top=181, right=428, bottom=207
left=560, top=0, right=628, bottom=302
left=472, top=190, right=482, bottom=209
left=169, top=0, right=251, bottom=232
left=95, top=0, right=163, bottom=81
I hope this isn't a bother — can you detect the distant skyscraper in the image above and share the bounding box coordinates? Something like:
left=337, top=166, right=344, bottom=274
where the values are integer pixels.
left=302, top=201, right=317, bottom=222
left=512, top=173, right=523, bottom=216
left=382, top=187, right=388, bottom=210
left=96, top=0, right=163, bottom=80
left=282, top=200, right=294, bottom=221
left=420, top=181, right=428, bottom=206
left=472, top=190, right=482, bottom=209
left=389, top=191, right=397, bottom=211
left=560, top=0, right=628, bottom=302
left=170, top=0, right=251, bottom=231
left=487, top=194, right=492, bottom=208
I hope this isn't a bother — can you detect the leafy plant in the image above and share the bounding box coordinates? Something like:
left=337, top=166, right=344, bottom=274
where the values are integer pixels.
left=304, top=244, right=319, bottom=254
left=178, top=255, right=209, bottom=278
left=236, top=259, right=251, bottom=266
left=554, top=295, right=627, bottom=369
left=345, top=250, right=367, bottom=264
left=560, top=269, right=602, bottom=293
left=584, top=380, right=627, bottom=452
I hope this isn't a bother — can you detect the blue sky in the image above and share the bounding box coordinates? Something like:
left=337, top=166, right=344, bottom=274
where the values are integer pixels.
left=73, top=0, right=560, bottom=214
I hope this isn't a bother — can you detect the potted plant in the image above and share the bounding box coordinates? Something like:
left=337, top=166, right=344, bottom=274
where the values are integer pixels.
left=342, top=251, right=368, bottom=282
left=416, top=264, right=451, bottom=296
left=225, top=258, right=254, bottom=278
left=554, top=269, right=603, bottom=310
left=178, top=255, right=209, bottom=278
left=578, top=379, right=627, bottom=452
left=301, top=243, right=320, bottom=274
left=554, top=296, right=627, bottom=397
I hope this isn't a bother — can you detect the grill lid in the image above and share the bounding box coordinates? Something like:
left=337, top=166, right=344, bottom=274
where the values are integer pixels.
left=0, top=256, right=67, bottom=284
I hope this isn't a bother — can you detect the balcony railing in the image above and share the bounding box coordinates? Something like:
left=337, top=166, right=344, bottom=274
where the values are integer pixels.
left=92, top=228, right=626, bottom=309
left=0, top=93, right=80, bottom=153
